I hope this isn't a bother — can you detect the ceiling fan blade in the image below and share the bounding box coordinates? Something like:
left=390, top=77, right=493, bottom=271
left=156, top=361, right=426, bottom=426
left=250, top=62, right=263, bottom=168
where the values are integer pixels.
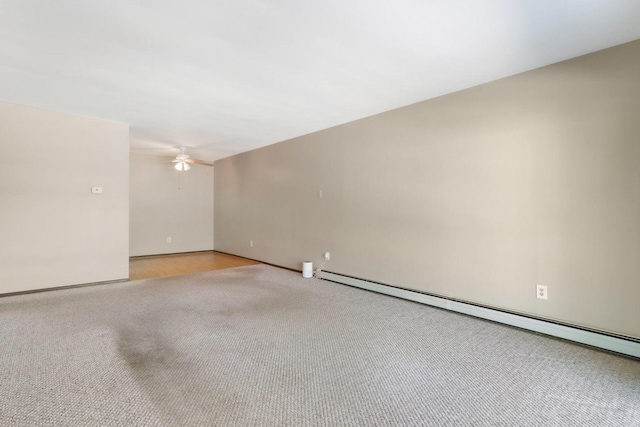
left=191, top=159, right=214, bottom=166
left=154, top=151, right=211, bottom=168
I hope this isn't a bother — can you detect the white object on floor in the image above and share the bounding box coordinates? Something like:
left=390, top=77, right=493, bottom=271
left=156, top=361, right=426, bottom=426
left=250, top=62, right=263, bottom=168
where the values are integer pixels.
left=302, top=261, right=313, bottom=278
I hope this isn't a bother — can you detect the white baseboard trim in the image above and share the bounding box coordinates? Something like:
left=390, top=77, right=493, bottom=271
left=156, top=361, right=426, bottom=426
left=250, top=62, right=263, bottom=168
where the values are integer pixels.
left=321, top=271, right=640, bottom=359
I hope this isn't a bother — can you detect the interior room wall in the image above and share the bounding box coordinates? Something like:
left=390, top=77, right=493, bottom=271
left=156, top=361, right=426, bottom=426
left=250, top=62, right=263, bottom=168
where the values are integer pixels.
left=0, top=101, right=130, bottom=294
left=129, top=153, right=213, bottom=257
left=214, top=40, right=640, bottom=339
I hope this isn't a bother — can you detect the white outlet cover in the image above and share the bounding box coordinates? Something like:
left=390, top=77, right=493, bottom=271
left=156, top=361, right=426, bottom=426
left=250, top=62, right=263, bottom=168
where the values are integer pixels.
left=536, top=285, right=548, bottom=300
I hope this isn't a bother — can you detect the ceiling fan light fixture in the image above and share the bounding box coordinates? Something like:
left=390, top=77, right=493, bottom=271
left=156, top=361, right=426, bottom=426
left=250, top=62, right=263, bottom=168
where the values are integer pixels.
left=175, top=161, right=190, bottom=171
left=170, top=147, right=206, bottom=170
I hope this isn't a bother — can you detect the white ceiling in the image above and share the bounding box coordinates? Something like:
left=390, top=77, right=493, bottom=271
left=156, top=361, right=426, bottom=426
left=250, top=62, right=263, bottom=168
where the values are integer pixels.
left=2, top=1, right=640, bottom=161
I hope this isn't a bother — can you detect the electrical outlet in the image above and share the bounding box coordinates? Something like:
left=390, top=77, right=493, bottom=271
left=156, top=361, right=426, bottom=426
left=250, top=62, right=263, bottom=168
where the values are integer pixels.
left=319, top=190, right=323, bottom=198
left=324, top=252, right=330, bottom=261
left=167, top=237, right=172, bottom=243
left=250, top=240, right=253, bottom=247
left=536, top=285, right=548, bottom=300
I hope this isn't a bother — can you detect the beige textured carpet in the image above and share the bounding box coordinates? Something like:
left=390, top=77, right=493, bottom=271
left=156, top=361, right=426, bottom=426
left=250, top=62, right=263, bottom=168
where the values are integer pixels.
left=1, top=264, right=638, bottom=426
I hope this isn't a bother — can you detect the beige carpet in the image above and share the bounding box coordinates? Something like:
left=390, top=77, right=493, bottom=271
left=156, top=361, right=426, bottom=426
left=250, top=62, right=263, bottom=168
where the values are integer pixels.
left=1, top=264, right=638, bottom=426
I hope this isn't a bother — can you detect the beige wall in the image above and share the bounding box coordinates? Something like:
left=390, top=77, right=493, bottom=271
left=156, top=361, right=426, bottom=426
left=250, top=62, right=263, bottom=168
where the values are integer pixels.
left=130, top=153, right=214, bottom=257
left=215, top=40, right=640, bottom=339
left=0, top=102, right=129, bottom=293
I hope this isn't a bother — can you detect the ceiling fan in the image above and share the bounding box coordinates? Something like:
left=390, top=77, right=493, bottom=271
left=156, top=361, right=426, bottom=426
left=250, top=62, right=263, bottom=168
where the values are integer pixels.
left=168, top=147, right=213, bottom=171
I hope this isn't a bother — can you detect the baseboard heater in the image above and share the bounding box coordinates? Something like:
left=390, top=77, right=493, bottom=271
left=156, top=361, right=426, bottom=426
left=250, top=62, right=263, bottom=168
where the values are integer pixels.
left=321, top=271, right=640, bottom=359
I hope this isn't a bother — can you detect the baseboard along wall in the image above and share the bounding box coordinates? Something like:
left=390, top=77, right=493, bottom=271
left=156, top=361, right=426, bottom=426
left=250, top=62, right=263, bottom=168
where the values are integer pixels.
left=0, top=278, right=129, bottom=298
left=321, top=271, right=640, bottom=359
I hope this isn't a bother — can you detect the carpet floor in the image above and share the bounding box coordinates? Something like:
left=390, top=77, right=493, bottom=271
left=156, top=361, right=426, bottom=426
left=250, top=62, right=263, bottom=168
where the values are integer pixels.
left=1, top=264, right=638, bottom=426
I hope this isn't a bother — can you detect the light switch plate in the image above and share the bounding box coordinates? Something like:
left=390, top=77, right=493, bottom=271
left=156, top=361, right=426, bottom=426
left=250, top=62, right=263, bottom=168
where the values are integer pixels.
left=91, top=187, right=103, bottom=194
